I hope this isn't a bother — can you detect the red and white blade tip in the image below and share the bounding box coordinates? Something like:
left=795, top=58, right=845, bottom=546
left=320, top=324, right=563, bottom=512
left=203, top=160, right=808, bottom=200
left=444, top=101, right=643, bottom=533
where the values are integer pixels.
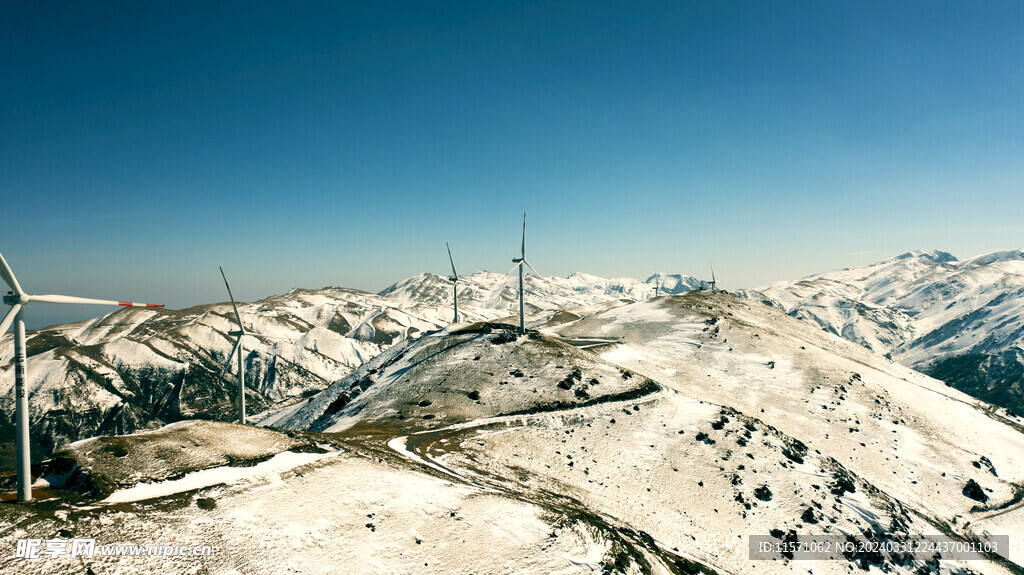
left=119, top=301, right=164, bottom=308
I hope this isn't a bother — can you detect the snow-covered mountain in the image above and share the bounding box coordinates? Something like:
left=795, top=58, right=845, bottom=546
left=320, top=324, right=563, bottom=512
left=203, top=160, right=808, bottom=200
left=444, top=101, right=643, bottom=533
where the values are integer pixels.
left=0, top=287, right=457, bottom=458
left=11, top=291, right=1022, bottom=574
left=751, top=249, right=1024, bottom=414
left=379, top=270, right=702, bottom=315
left=1, top=271, right=700, bottom=458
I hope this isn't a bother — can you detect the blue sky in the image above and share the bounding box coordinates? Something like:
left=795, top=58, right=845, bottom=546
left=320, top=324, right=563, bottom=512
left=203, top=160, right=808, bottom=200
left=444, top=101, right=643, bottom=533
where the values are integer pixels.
left=2, top=1, right=1023, bottom=328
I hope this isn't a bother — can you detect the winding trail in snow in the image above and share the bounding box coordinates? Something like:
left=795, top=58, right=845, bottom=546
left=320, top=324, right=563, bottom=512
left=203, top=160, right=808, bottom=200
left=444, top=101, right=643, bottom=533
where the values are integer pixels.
left=384, top=383, right=733, bottom=575
left=963, top=485, right=1024, bottom=532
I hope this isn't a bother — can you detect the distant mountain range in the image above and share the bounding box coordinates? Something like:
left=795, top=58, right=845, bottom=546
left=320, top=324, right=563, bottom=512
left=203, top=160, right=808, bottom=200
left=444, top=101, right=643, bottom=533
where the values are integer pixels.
left=380, top=270, right=702, bottom=315
left=750, top=249, right=1024, bottom=414
left=5, top=247, right=1024, bottom=464
left=0, top=270, right=702, bottom=459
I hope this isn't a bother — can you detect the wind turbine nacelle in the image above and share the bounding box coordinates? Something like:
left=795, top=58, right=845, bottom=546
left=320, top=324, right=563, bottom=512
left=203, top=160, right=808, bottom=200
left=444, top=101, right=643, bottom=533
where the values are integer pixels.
left=448, top=276, right=458, bottom=283
left=3, top=292, right=27, bottom=306
left=228, top=330, right=244, bottom=337
left=512, top=258, right=523, bottom=263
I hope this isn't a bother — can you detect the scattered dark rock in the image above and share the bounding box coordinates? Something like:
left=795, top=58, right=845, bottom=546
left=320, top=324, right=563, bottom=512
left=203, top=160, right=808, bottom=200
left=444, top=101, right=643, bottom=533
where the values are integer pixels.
left=754, top=485, right=773, bottom=501
left=734, top=492, right=750, bottom=509
left=694, top=432, right=715, bottom=445
left=782, top=438, right=808, bottom=464
left=962, top=479, right=988, bottom=503
left=467, top=391, right=480, bottom=401
left=490, top=331, right=519, bottom=344
left=418, top=400, right=432, bottom=407
left=196, top=498, right=217, bottom=510
left=801, top=507, right=818, bottom=524
left=510, top=369, right=524, bottom=378
left=830, top=471, right=856, bottom=496
left=975, top=456, right=998, bottom=477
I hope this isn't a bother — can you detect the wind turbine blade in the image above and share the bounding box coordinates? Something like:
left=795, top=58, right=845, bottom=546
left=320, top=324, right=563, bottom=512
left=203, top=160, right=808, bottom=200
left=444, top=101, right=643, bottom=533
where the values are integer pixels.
left=219, top=266, right=243, bottom=328
left=0, top=252, right=24, bottom=296
left=446, top=242, right=458, bottom=277
left=218, top=336, right=242, bottom=379
left=31, top=294, right=163, bottom=307
left=522, top=259, right=542, bottom=278
left=710, top=262, right=716, bottom=283
left=521, top=212, right=526, bottom=259
left=501, top=262, right=523, bottom=280
left=0, top=304, right=22, bottom=334
left=249, top=331, right=292, bottom=342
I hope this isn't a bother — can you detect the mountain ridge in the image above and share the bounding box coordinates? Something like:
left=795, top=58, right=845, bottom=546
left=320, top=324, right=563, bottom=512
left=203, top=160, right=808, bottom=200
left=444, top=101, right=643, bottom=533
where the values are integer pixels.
left=752, top=248, right=1024, bottom=414
left=1, top=270, right=701, bottom=459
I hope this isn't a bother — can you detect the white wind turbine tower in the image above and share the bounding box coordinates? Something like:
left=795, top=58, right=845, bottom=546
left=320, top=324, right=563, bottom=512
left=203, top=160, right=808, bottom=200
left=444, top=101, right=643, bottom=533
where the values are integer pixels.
left=445, top=242, right=481, bottom=323
left=217, top=266, right=290, bottom=425
left=0, top=252, right=163, bottom=502
left=505, top=213, right=542, bottom=334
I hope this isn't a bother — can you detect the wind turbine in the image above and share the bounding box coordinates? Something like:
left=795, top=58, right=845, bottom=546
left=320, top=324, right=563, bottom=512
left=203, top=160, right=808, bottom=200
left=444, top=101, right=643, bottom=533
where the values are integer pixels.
left=217, top=266, right=290, bottom=425
left=505, top=213, right=541, bottom=334
left=709, top=262, right=717, bottom=291
left=445, top=243, right=481, bottom=323
left=0, top=252, right=163, bottom=502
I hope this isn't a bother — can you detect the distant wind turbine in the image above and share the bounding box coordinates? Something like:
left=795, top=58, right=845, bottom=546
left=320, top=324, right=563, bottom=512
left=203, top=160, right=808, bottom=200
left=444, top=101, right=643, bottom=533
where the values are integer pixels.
left=0, top=252, right=163, bottom=502
left=445, top=243, right=482, bottom=323
left=709, top=262, right=717, bottom=291
left=218, top=266, right=290, bottom=425
left=504, top=213, right=542, bottom=334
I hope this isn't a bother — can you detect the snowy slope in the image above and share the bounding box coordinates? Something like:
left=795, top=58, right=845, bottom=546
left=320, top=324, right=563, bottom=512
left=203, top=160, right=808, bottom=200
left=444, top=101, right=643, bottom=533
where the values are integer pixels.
left=751, top=249, right=1024, bottom=414
left=258, top=291, right=1024, bottom=573
left=0, top=287, right=450, bottom=456
left=3, top=291, right=1022, bottom=574
left=1, top=271, right=699, bottom=458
